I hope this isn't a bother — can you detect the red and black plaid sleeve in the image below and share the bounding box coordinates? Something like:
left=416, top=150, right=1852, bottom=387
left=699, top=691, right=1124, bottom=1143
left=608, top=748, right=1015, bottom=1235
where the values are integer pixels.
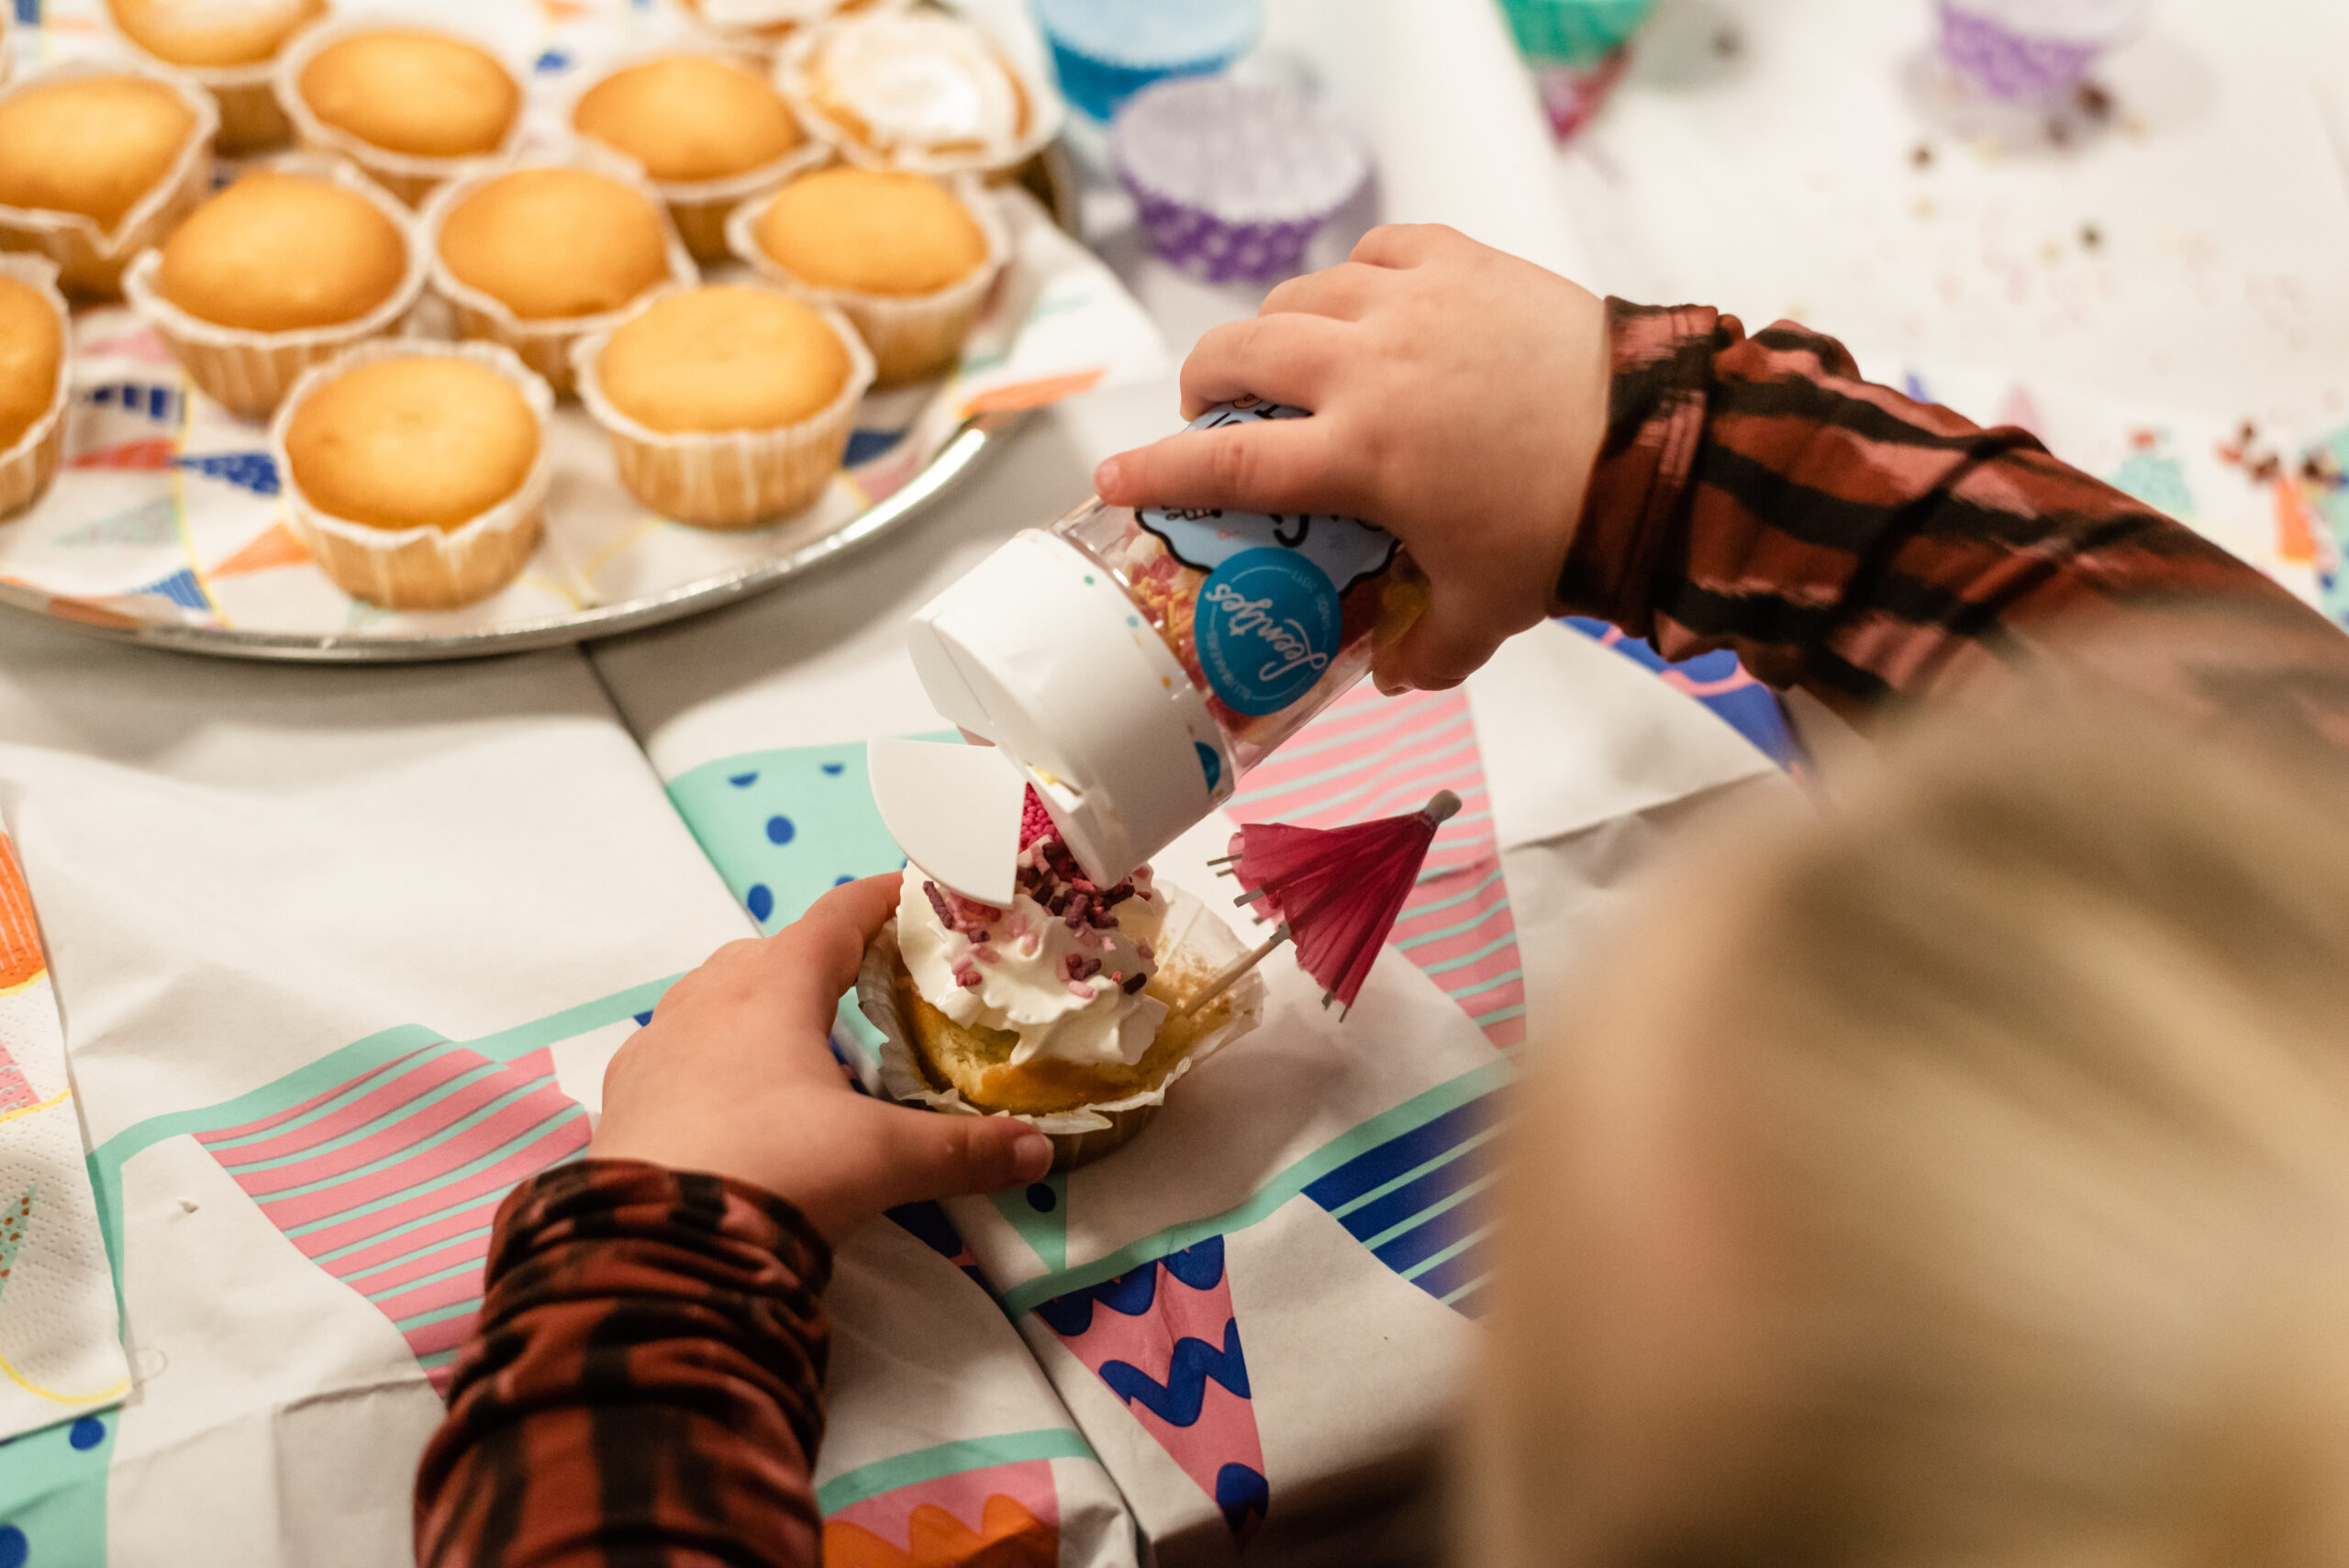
left=1562, top=299, right=2349, bottom=738
left=415, top=1159, right=832, bottom=1568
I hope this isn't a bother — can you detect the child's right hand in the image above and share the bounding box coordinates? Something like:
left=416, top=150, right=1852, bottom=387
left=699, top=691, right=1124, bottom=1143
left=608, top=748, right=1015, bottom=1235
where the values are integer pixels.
left=1093, top=224, right=1612, bottom=694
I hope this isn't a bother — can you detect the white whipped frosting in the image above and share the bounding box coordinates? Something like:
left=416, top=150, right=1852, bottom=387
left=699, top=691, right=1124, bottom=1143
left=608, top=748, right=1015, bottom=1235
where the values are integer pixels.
left=810, top=16, right=1026, bottom=154
left=897, top=861, right=1171, bottom=1068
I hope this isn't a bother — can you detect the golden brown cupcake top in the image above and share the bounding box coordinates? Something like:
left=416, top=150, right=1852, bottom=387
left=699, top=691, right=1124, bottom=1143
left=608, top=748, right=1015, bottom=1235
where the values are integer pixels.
left=0, top=74, right=198, bottom=230
left=597, top=285, right=851, bottom=434
left=573, top=54, right=804, bottom=184
left=107, top=0, right=324, bottom=69
left=0, top=275, right=62, bottom=451
left=297, top=29, right=520, bottom=160
left=158, top=172, right=408, bottom=333
left=285, top=356, right=539, bottom=531
left=754, top=167, right=986, bottom=298
left=437, top=167, right=672, bottom=321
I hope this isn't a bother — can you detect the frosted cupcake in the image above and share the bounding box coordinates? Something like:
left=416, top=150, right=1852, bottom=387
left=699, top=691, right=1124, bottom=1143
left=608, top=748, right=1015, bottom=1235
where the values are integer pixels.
left=573, top=283, right=873, bottom=528
left=570, top=50, right=829, bottom=263
left=277, top=22, right=524, bottom=206
left=774, top=10, right=1062, bottom=176
left=271, top=340, right=553, bottom=610
left=125, top=157, right=426, bottom=417
left=106, top=0, right=325, bottom=152
left=0, top=256, right=71, bottom=519
left=0, top=64, right=216, bottom=300
left=859, top=795, right=1262, bottom=1170
left=424, top=153, right=698, bottom=397
left=728, top=165, right=1005, bottom=385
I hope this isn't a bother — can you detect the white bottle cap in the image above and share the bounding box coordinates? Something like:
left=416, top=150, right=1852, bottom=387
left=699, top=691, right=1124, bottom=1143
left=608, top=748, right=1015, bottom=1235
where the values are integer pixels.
left=872, top=528, right=1237, bottom=893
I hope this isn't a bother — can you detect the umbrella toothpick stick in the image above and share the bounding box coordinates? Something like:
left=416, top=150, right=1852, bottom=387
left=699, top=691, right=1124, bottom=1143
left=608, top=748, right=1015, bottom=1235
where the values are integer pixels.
left=1169, top=922, right=1290, bottom=1023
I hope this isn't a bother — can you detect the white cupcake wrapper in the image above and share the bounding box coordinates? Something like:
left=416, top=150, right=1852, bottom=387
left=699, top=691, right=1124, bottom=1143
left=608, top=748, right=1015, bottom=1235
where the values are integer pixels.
left=123, top=153, right=429, bottom=418
left=562, top=45, right=836, bottom=264
left=725, top=171, right=1008, bottom=385
left=273, top=16, right=527, bottom=206
left=855, top=887, right=1266, bottom=1169
left=0, top=60, right=218, bottom=300
left=419, top=142, right=701, bottom=398
left=101, top=17, right=297, bottom=154
left=0, top=254, right=72, bottom=519
left=571, top=285, right=875, bottom=529
left=268, top=338, right=556, bottom=610
left=774, top=12, right=1066, bottom=177
left=682, top=0, right=912, bottom=59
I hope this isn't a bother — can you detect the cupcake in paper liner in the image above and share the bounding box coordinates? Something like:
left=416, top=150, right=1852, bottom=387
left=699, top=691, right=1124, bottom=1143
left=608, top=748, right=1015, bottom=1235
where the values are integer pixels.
left=1111, top=75, right=1369, bottom=285
left=0, top=256, right=72, bottom=520
left=1936, top=0, right=2143, bottom=102
left=727, top=167, right=1007, bottom=386
left=774, top=10, right=1064, bottom=178
left=269, top=339, right=554, bottom=611
left=0, top=62, right=217, bottom=301
left=273, top=17, right=527, bottom=208
left=856, top=839, right=1265, bottom=1173
left=1031, top=0, right=1261, bottom=123
left=568, top=48, right=835, bottom=266
left=123, top=154, right=428, bottom=419
left=680, top=0, right=911, bottom=62
left=104, top=0, right=326, bottom=153
left=572, top=284, right=874, bottom=530
left=422, top=146, right=700, bottom=399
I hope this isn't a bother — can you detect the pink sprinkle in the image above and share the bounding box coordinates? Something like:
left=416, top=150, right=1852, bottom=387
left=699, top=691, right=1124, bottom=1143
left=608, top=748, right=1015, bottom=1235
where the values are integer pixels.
left=1135, top=942, right=1155, bottom=962
left=974, top=946, right=999, bottom=964
left=1065, top=981, right=1097, bottom=999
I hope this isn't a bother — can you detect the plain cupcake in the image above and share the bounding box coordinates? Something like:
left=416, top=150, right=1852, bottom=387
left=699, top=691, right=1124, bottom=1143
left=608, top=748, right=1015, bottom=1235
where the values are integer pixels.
left=729, top=164, right=1004, bottom=384
left=0, top=255, right=71, bottom=519
left=0, top=64, right=217, bottom=300
left=570, top=50, right=827, bottom=264
left=125, top=158, right=426, bottom=418
left=573, top=283, right=872, bottom=528
left=271, top=340, right=554, bottom=610
left=106, top=0, right=324, bottom=152
left=424, top=153, right=697, bottom=397
left=277, top=22, right=523, bottom=206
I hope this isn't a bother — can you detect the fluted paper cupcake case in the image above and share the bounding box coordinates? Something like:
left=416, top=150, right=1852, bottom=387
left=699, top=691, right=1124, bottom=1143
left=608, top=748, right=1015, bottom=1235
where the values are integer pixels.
left=855, top=889, right=1266, bottom=1173
left=268, top=339, right=556, bottom=611
left=0, top=256, right=72, bottom=520
left=564, top=46, right=837, bottom=265
left=773, top=12, right=1066, bottom=178
left=0, top=61, right=217, bottom=301
left=123, top=155, right=429, bottom=419
left=725, top=172, right=1007, bottom=386
left=1030, top=0, right=1262, bottom=123
left=103, top=16, right=296, bottom=155
left=273, top=16, right=527, bottom=207
left=679, top=0, right=913, bottom=63
left=1496, top=0, right=1655, bottom=67
left=571, top=288, right=874, bottom=529
left=1110, top=76, right=1369, bottom=285
left=1935, top=0, right=2140, bottom=101
left=420, top=145, right=701, bottom=399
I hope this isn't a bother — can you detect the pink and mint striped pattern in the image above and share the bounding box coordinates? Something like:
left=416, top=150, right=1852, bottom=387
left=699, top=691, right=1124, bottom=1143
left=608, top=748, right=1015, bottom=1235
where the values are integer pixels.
left=195, top=1044, right=588, bottom=1393
left=1228, top=685, right=1525, bottom=1047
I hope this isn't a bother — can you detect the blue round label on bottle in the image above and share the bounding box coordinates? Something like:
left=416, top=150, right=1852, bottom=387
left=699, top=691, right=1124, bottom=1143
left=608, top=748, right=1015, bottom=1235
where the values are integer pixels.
left=1194, top=547, right=1342, bottom=716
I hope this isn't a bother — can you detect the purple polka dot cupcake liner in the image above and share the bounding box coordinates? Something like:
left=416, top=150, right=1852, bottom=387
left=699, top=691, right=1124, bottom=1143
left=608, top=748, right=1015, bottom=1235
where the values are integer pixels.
left=1110, top=76, right=1369, bottom=286
left=1935, top=0, right=2145, bottom=102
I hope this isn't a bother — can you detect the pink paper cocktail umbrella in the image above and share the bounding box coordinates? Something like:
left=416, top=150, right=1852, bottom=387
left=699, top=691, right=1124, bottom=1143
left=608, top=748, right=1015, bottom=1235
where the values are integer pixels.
left=1174, top=790, right=1463, bottom=1020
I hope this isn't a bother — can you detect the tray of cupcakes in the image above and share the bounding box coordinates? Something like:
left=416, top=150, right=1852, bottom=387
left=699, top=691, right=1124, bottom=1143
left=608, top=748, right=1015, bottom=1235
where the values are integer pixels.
left=0, top=0, right=1164, bottom=659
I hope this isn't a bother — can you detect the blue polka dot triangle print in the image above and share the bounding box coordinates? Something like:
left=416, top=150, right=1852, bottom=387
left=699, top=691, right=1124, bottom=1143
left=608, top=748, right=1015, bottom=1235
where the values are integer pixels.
left=1032, top=1237, right=1270, bottom=1544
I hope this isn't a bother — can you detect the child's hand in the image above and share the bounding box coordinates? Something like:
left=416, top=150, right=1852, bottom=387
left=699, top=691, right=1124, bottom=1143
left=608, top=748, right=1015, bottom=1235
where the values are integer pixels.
left=1094, top=224, right=1611, bottom=694
left=589, top=875, right=1051, bottom=1242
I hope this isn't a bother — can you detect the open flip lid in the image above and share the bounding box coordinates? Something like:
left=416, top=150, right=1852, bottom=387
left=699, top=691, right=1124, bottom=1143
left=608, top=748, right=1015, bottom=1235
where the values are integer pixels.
left=871, top=528, right=1237, bottom=896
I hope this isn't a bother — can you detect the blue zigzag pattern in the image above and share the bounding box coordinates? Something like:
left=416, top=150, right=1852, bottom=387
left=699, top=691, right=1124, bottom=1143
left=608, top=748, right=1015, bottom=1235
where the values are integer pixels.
left=1303, top=1089, right=1503, bottom=1317
left=1099, top=1318, right=1250, bottom=1427
left=885, top=1199, right=991, bottom=1296
left=1216, top=1462, right=1270, bottom=1539
left=175, top=451, right=279, bottom=495
left=1033, top=1235, right=1225, bottom=1338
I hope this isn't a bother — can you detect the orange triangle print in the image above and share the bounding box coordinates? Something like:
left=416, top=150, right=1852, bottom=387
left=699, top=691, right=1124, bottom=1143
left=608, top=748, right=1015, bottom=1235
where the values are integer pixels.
left=0, top=837, right=47, bottom=992
left=210, top=521, right=313, bottom=578
left=824, top=1494, right=1056, bottom=1568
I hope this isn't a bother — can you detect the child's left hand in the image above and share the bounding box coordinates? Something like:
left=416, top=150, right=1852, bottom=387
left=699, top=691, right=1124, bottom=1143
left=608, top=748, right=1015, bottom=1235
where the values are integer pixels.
left=589, top=874, right=1052, bottom=1242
